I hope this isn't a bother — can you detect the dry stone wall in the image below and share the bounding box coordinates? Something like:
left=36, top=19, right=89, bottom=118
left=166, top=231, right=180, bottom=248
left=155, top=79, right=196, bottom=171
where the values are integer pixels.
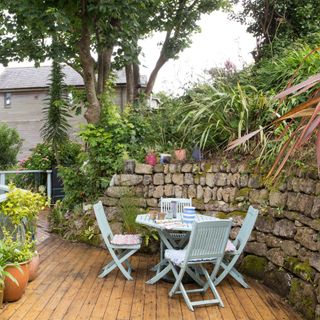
left=102, top=161, right=320, bottom=320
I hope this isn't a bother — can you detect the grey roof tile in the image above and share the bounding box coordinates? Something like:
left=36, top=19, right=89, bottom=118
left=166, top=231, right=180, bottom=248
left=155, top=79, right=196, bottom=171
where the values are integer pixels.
left=0, top=65, right=130, bottom=90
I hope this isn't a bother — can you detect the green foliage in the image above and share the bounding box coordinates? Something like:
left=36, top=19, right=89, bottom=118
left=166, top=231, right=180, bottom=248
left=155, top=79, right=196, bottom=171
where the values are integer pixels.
left=177, top=81, right=272, bottom=151
left=0, top=124, right=21, bottom=170
left=41, top=61, right=71, bottom=157
left=22, top=142, right=81, bottom=170
left=118, top=194, right=159, bottom=247
left=0, top=185, right=47, bottom=235
left=0, top=230, right=35, bottom=264
left=49, top=202, right=100, bottom=246
left=233, top=0, right=320, bottom=59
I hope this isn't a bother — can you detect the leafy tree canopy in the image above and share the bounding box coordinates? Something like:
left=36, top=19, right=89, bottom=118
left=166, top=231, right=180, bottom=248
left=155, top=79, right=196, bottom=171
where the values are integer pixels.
left=232, top=0, right=320, bottom=59
left=0, top=0, right=229, bottom=123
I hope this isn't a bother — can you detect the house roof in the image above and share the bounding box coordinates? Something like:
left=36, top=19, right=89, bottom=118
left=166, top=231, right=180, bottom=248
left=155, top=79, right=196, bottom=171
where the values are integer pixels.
left=0, top=65, right=146, bottom=91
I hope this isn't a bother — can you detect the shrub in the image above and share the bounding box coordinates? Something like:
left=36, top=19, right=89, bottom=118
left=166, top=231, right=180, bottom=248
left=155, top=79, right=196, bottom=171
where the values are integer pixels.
left=0, top=124, right=21, bottom=169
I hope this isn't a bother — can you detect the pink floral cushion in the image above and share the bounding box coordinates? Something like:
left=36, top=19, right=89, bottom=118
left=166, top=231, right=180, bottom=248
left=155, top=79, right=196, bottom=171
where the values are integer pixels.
left=226, top=240, right=236, bottom=252
left=165, top=240, right=236, bottom=265
left=111, top=234, right=141, bottom=246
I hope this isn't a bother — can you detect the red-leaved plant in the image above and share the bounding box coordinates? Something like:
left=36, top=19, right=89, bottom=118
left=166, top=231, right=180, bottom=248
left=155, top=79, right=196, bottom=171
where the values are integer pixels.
left=227, top=48, right=320, bottom=181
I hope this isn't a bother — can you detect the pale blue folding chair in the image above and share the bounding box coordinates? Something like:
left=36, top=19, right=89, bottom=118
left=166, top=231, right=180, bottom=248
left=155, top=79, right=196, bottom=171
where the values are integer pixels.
left=153, top=197, right=192, bottom=273
left=93, top=201, right=141, bottom=281
left=165, top=219, right=232, bottom=311
left=213, top=206, right=259, bottom=288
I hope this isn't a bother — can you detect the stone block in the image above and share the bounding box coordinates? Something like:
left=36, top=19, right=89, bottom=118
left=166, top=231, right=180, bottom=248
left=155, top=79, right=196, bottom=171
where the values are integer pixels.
left=153, top=186, right=164, bottom=198
left=203, top=187, right=212, bottom=203
left=106, top=186, right=130, bottom=198
left=153, top=173, right=164, bottom=185
left=169, top=164, right=177, bottom=173
left=196, top=185, right=203, bottom=199
left=206, top=173, right=215, bottom=187
left=239, top=174, right=249, bottom=187
left=172, top=173, right=184, bottom=185
left=118, top=174, right=143, bottom=186
left=230, top=173, right=240, bottom=187
left=265, top=234, right=282, bottom=247
left=267, top=248, right=285, bottom=267
left=295, top=227, right=320, bottom=251
left=244, top=242, right=268, bottom=256
left=287, top=192, right=314, bottom=216
left=146, top=198, right=158, bottom=207
left=143, top=175, right=152, bottom=185
left=98, top=196, right=119, bottom=207
left=289, top=278, right=317, bottom=320
left=214, top=173, right=228, bottom=186
left=248, top=175, right=262, bottom=188
left=255, top=215, right=275, bottom=233
left=269, top=191, right=287, bottom=208
left=164, top=174, right=172, bottom=184
left=249, top=189, right=269, bottom=205
left=188, top=185, right=197, bottom=198
left=135, top=163, right=153, bottom=174
left=311, top=197, right=320, bottom=218
left=181, top=163, right=193, bottom=172
left=292, top=178, right=316, bottom=195
left=216, top=187, right=223, bottom=201
left=174, top=185, right=183, bottom=198
left=273, top=219, right=296, bottom=238
left=263, top=263, right=291, bottom=297
left=200, top=176, right=206, bottom=186
left=153, top=164, right=164, bottom=172
left=281, top=240, right=299, bottom=256
left=184, top=173, right=194, bottom=185
left=164, top=184, right=174, bottom=197
left=239, top=255, right=268, bottom=280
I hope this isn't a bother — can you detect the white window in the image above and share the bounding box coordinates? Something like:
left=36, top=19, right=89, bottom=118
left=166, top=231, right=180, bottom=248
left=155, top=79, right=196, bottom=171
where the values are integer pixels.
left=4, top=93, right=11, bottom=108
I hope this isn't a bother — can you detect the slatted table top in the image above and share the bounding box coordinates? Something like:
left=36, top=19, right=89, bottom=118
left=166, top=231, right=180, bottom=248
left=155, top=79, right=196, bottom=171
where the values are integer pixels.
left=136, top=213, right=220, bottom=232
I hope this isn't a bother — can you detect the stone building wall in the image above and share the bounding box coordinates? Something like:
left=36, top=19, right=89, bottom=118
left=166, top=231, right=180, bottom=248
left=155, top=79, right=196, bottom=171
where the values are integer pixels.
left=102, top=161, right=320, bottom=320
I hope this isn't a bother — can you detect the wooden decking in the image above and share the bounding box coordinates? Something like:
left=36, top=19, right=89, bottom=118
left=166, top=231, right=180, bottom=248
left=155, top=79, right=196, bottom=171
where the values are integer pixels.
left=0, top=225, right=302, bottom=319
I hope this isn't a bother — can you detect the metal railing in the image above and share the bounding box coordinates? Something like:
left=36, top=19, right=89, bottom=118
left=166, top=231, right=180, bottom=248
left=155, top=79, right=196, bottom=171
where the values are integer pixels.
left=0, top=170, right=52, bottom=202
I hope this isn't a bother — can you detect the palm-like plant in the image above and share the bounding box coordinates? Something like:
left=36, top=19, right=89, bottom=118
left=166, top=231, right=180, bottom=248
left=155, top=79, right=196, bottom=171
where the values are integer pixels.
left=41, top=61, right=71, bottom=161
left=228, top=48, right=320, bottom=181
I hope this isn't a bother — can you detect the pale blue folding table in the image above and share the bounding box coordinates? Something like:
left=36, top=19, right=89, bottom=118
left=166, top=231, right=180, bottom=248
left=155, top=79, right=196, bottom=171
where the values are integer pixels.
left=135, top=213, right=220, bottom=284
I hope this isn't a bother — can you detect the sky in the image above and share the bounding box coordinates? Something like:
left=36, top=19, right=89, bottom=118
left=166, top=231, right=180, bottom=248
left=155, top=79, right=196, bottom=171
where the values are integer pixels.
left=0, top=10, right=256, bottom=95
left=140, top=11, right=256, bottom=94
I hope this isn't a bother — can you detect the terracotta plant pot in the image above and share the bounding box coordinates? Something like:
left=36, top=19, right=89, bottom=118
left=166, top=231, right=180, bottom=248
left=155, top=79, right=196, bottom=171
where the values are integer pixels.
left=145, top=153, right=157, bottom=166
left=0, top=286, right=3, bottom=309
left=174, top=149, right=186, bottom=161
left=28, top=252, right=40, bottom=282
left=4, top=262, right=29, bottom=302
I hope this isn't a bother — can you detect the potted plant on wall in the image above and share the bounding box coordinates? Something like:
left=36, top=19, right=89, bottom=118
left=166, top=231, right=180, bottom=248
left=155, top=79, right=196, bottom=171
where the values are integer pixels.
left=174, top=144, right=187, bottom=162
left=145, top=148, right=157, bottom=166
left=123, top=151, right=136, bottom=174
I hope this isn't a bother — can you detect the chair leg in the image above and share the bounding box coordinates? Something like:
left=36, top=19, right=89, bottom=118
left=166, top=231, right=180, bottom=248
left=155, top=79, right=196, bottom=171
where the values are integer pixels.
left=214, top=258, right=249, bottom=288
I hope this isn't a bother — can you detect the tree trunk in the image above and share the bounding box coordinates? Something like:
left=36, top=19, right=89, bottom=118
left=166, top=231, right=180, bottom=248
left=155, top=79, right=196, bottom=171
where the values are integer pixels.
left=133, top=63, right=140, bottom=101
left=125, top=64, right=134, bottom=105
left=78, top=0, right=100, bottom=124
left=145, top=53, right=168, bottom=96
left=97, top=47, right=113, bottom=95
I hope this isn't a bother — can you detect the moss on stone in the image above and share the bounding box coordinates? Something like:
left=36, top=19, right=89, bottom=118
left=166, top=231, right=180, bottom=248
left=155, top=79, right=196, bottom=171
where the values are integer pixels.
left=284, top=257, right=315, bottom=282
left=204, top=163, right=212, bottom=172
left=215, top=210, right=247, bottom=219
left=289, top=278, right=316, bottom=320
left=239, top=255, right=268, bottom=280
left=236, top=187, right=251, bottom=198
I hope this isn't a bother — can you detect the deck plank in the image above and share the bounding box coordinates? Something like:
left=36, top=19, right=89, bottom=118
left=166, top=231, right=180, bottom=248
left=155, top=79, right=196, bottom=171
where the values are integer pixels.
left=0, top=233, right=304, bottom=320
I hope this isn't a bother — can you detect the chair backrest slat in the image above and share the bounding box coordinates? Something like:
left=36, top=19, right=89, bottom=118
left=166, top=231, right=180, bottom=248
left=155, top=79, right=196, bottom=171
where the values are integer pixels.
left=185, top=220, right=232, bottom=261
left=160, top=198, right=192, bottom=217
left=234, top=206, right=259, bottom=252
left=93, top=201, right=113, bottom=245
